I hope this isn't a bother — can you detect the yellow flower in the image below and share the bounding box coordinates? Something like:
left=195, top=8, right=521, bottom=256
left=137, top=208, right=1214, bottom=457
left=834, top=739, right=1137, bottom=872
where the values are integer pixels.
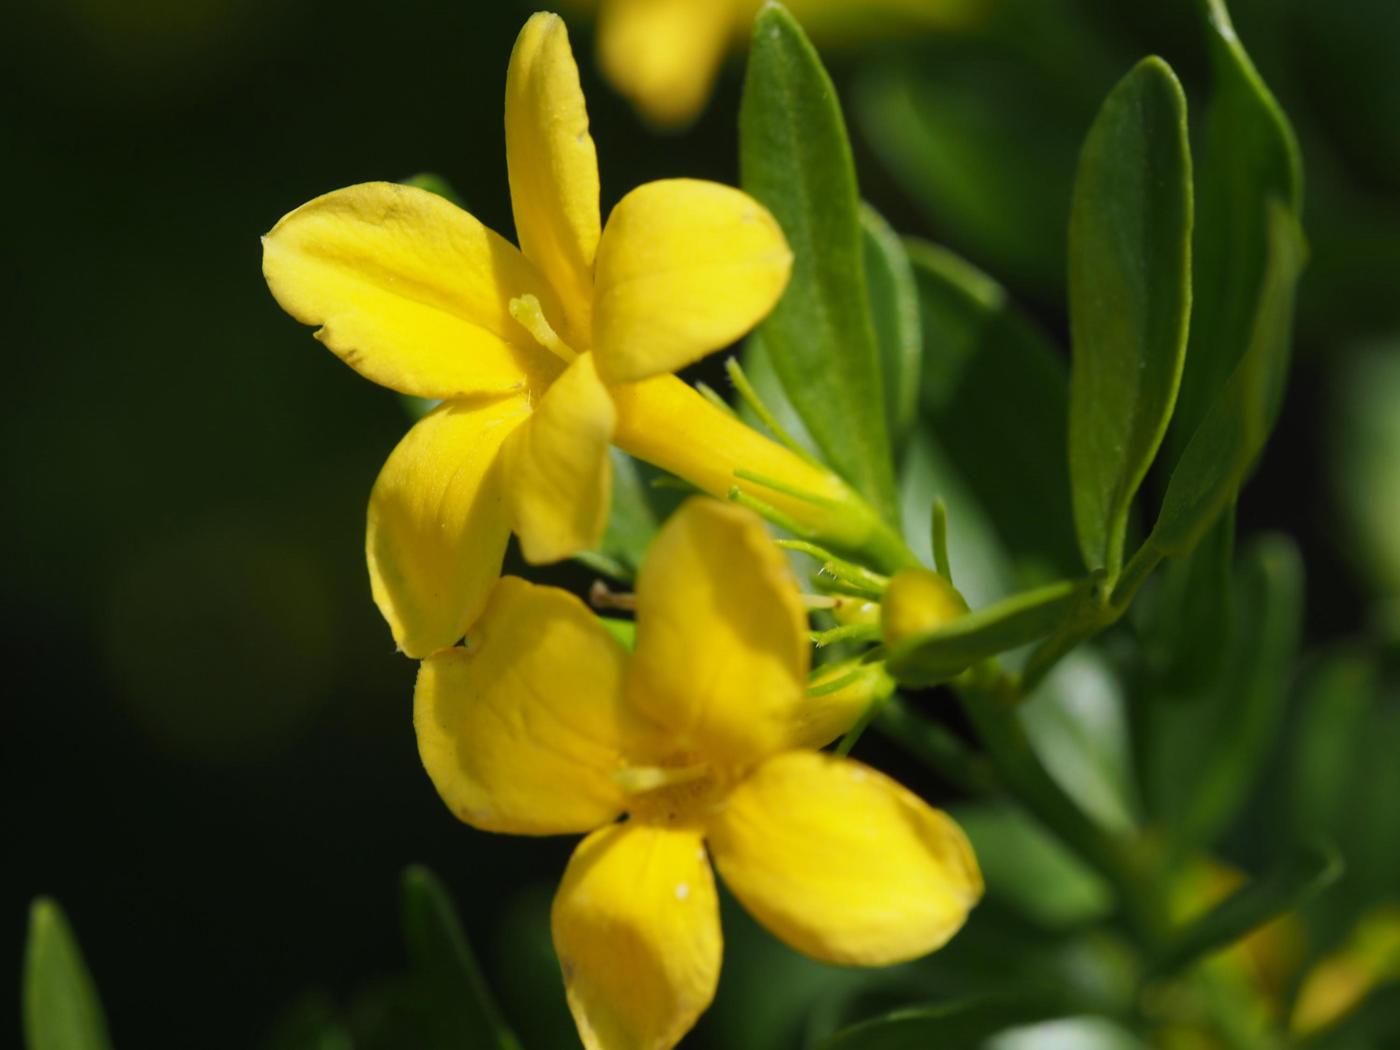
left=263, top=12, right=894, bottom=659
left=572, top=0, right=987, bottom=126
left=415, top=498, right=982, bottom=1050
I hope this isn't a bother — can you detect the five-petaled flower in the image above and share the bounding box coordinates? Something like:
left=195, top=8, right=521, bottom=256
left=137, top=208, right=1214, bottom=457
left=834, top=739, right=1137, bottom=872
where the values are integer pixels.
left=262, top=11, right=884, bottom=659
left=416, top=497, right=983, bottom=1050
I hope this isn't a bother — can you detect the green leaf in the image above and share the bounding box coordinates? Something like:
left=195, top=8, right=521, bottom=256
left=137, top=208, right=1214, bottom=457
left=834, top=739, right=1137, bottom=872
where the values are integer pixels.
left=907, top=239, right=1078, bottom=579
left=573, top=450, right=672, bottom=583
left=816, top=994, right=1064, bottom=1050
left=953, top=802, right=1113, bottom=930
left=23, top=898, right=113, bottom=1050
left=1167, top=0, right=1303, bottom=463
left=400, top=866, right=522, bottom=1050
left=859, top=203, right=921, bottom=455
left=1023, top=648, right=1138, bottom=833
left=853, top=50, right=1089, bottom=301
left=1141, top=534, right=1303, bottom=854
left=1068, top=56, right=1193, bottom=579
left=740, top=3, right=897, bottom=522
left=1150, top=841, right=1342, bottom=978
left=1141, top=505, right=1236, bottom=695
left=1147, top=204, right=1306, bottom=559
left=1333, top=344, right=1400, bottom=594
left=887, top=578, right=1084, bottom=686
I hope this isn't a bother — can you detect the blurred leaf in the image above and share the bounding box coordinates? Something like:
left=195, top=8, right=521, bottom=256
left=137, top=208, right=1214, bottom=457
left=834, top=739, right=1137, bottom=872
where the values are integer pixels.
left=1023, top=648, right=1138, bottom=833
left=988, top=1016, right=1148, bottom=1050
left=264, top=994, right=355, bottom=1050
left=1290, top=650, right=1380, bottom=843
left=573, top=450, right=668, bottom=583
left=854, top=50, right=1086, bottom=300
left=1067, top=56, right=1192, bottom=579
left=598, top=616, right=636, bottom=650
left=1142, top=506, right=1236, bottom=695
left=906, top=239, right=1078, bottom=579
left=860, top=203, right=921, bottom=455
left=899, top=427, right=1013, bottom=610
left=401, top=172, right=464, bottom=207
left=1148, top=203, right=1307, bottom=562
left=1332, top=344, right=1400, bottom=594
left=401, top=866, right=521, bottom=1050
left=1167, top=0, right=1302, bottom=461
left=1143, top=534, right=1304, bottom=854
left=23, top=899, right=112, bottom=1050
left=887, top=578, right=1085, bottom=687
left=953, top=802, right=1113, bottom=930
left=815, top=994, right=1063, bottom=1049
left=740, top=3, right=897, bottom=522
left=1151, top=841, right=1342, bottom=978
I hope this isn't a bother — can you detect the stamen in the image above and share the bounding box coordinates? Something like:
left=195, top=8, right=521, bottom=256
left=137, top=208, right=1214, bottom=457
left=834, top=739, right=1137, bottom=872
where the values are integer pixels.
left=615, top=763, right=709, bottom=795
left=509, top=294, right=577, bottom=362
left=589, top=580, right=636, bottom=612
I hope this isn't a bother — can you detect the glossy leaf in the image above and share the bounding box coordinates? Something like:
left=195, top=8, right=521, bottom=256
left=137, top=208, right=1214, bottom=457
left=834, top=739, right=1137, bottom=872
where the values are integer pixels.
left=1068, top=57, right=1193, bottom=578
left=1147, top=205, right=1306, bottom=558
left=860, top=203, right=921, bottom=455
left=887, top=578, right=1084, bottom=686
left=401, top=866, right=522, bottom=1050
left=1151, top=841, right=1342, bottom=978
left=1141, top=534, right=1303, bottom=854
left=907, top=239, right=1078, bottom=578
left=740, top=3, right=897, bottom=522
left=1167, top=0, right=1303, bottom=462
left=23, top=899, right=113, bottom=1050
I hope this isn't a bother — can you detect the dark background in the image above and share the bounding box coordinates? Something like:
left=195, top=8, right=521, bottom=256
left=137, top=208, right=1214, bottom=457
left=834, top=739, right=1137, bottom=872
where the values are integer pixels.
left=5, top=0, right=1398, bottom=1046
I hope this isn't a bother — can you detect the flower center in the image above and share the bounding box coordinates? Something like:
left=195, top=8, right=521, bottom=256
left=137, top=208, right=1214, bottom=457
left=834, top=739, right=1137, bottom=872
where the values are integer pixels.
left=509, top=294, right=578, bottom=363
left=617, top=761, right=731, bottom=827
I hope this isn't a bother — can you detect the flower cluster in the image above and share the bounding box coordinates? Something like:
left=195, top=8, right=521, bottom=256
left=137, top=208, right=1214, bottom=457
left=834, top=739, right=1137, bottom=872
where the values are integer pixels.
left=263, top=12, right=981, bottom=1049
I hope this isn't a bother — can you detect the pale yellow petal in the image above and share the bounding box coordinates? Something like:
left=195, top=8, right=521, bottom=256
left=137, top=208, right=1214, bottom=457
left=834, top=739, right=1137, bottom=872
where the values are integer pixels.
left=501, top=353, right=616, bottom=564
left=366, top=397, right=528, bottom=658
left=505, top=12, right=601, bottom=344
left=553, top=822, right=720, bottom=1050
left=263, top=182, right=563, bottom=398
left=597, top=0, right=737, bottom=127
left=627, top=498, right=808, bottom=763
left=592, top=179, right=792, bottom=384
left=415, top=577, right=634, bottom=835
left=707, top=751, right=983, bottom=965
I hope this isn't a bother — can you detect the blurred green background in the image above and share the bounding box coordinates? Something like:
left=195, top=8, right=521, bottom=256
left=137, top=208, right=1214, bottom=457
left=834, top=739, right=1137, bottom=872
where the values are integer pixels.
left=5, top=0, right=1400, bottom=1046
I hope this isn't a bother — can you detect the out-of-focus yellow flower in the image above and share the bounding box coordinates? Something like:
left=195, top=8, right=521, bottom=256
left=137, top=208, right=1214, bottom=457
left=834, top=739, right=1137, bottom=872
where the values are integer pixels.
left=1292, top=906, right=1400, bottom=1037
left=568, top=0, right=988, bottom=126
left=415, top=498, right=982, bottom=1050
left=263, top=12, right=877, bottom=659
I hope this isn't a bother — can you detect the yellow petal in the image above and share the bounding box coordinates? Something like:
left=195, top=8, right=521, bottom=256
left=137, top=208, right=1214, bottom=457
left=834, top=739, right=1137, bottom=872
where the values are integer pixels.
left=627, top=498, right=808, bottom=762
left=707, top=751, right=983, bottom=965
left=505, top=12, right=601, bottom=344
left=785, top=661, right=894, bottom=751
left=592, top=179, right=792, bottom=384
left=367, top=397, right=528, bottom=658
left=263, top=182, right=563, bottom=399
left=501, top=353, right=616, bottom=564
left=597, top=0, right=737, bottom=127
left=415, top=577, right=633, bottom=835
left=553, top=822, right=720, bottom=1050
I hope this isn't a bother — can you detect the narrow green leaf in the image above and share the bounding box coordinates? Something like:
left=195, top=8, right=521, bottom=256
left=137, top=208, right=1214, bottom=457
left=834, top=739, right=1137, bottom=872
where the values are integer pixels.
left=1068, top=57, right=1193, bottom=578
left=1151, top=841, right=1342, bottom=978
left=859, top=203, right=921, bottom=454
left=1147, top=204, right=1306, bottom=558
left=887, top=578, right=1084, bottom=686
left=401, top=866, right=522, bottom=1050
left=1167, top=0, right=1303, bottom=461
left=1143, top=505, right=1236, bottom=695
left=1141, top=534, right=1304, bottom=854
left=953, top=802, right=1113, bottom=930
left=740, top=3, right=897, bottom=522
left=23, top=898, right=113, bottom=1050
left=817, top=995, right=1064, bottom=1049
left=907, top=239, right=1078, bottom=578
